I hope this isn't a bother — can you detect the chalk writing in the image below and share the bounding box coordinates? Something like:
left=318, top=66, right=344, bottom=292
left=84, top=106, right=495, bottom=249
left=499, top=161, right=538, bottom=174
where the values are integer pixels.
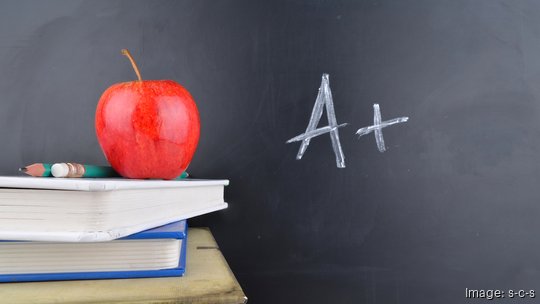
left=287, top=75, right=409, bottom=166
left=356, top=104, right=408, bottom=152
left=286, top=74, right=347, bottom=168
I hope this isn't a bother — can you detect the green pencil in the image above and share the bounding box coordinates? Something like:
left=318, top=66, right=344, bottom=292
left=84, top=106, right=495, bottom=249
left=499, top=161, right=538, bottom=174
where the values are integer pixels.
left=20, top=162, right=188, bottom=179
left=19, top=163, right=118, bottom=178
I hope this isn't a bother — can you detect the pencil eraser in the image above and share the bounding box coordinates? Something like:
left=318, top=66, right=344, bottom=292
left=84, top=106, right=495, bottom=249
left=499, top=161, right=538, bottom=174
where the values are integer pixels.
left=51, top=163, right=69, bottom=178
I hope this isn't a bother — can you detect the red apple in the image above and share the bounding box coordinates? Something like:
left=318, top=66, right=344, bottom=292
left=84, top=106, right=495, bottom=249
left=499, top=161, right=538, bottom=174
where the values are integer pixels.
left=95, top=49, right=200, bottom=179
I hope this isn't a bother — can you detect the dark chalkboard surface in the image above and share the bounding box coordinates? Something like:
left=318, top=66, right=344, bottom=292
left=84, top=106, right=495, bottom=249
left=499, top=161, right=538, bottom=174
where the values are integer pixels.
left=1, top=1, right=539, bottom=303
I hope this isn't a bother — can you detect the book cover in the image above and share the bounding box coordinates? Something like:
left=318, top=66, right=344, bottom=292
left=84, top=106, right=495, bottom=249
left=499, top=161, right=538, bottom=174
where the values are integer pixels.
left=0, top=176, right=229, bottom=191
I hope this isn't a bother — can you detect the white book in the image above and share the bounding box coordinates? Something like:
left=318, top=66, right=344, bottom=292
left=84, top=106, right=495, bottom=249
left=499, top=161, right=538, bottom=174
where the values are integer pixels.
left=0, top=176, right=228, bottom=242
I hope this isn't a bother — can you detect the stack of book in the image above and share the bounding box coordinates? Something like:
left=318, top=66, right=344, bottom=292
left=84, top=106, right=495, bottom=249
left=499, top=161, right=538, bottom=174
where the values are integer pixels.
left=0, top=176, right=228, bottom=283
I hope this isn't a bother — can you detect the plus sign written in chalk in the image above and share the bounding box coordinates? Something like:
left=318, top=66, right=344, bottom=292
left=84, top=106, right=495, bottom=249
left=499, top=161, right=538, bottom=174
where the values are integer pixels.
left=356, top=104, right=408, bottom=152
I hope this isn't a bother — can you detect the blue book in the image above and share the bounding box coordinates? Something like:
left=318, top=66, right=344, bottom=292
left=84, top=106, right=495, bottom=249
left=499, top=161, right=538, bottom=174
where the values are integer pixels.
left=0, top=220, right=187, bottom=283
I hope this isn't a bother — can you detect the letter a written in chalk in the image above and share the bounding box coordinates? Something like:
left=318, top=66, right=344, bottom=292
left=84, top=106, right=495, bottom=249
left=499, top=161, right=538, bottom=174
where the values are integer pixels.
left=286, top=74, right=348, bottom=168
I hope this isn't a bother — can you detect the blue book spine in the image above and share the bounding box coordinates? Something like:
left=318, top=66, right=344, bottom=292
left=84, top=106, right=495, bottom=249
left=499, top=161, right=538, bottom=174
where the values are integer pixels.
left=0, top=220, right=188, bottom=283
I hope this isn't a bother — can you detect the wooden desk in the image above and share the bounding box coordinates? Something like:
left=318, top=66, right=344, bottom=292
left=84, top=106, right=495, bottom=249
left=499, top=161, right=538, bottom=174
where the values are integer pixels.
left=0, top=228, right=247, bottom=304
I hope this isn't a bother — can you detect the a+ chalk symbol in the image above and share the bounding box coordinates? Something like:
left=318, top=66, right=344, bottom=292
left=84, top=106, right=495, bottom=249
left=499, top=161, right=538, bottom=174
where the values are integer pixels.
left=356, top=104, right=409, bottom=152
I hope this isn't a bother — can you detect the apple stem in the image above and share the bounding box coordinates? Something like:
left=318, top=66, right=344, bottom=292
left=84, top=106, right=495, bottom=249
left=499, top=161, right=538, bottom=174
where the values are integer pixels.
left=121, top=49, right=142, bottom=81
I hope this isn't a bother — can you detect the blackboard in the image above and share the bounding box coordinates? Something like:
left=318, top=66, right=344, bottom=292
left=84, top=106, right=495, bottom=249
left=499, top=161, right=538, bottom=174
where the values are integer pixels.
left=1, top=1, right=539, bottom=303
